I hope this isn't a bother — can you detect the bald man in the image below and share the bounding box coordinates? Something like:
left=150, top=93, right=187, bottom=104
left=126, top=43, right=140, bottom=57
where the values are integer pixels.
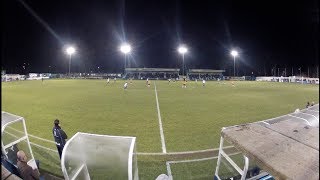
left=17, top=150, right=40, bottom=180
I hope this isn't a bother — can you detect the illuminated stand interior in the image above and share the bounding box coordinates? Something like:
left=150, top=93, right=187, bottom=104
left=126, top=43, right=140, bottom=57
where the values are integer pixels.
left=1, top=111, right=39, bottom=173
left=61, top=132, right=139, bottom=180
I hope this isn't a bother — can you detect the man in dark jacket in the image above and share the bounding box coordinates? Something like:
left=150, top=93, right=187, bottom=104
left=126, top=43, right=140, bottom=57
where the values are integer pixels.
left=17, top=150, right=40, bottom=180
left=52, top=119, right=68, bottom=159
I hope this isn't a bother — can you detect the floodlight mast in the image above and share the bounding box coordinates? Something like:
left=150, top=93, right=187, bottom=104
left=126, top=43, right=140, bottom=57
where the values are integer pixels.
left=120, top=44, right=132, bottom=73
left=65, top=46, right=76, bottom=76
left=178, top=46, right=188, bottom=76
left=230, top=50, right=238, bottom=77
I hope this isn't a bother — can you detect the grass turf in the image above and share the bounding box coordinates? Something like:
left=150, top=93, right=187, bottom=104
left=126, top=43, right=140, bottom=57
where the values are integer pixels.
left=1, top=79, right=319, bottom=179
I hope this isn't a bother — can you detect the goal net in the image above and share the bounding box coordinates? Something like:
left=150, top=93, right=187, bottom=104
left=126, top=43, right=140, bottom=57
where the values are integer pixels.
left=61, top=132, right=138, bottom=180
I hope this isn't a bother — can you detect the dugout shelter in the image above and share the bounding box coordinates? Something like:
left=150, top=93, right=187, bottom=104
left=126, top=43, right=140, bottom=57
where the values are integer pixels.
left=214, top=104, right=319, bottom=180
left=61, top=132, right=139, bottom=180
left=1, top=111, right=39, bottom=176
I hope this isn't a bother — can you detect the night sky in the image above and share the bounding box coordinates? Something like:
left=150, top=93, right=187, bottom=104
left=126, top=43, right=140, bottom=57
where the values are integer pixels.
left=2, top=0, right=319, bottom=76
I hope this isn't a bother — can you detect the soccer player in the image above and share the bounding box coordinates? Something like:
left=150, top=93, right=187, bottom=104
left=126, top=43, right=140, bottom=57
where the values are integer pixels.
left=146, top=78, right=149, bottom=87
left=124, top=82, right=128, bottom=89
left=202, top=79, right=206, bottom=86
left=114, top=77, right=117, bottom=82
left=182, top=78, right=187, bottom=88
left=107, top=78, right=110, bottom=84
left=168, top=78, right=171, bottom=83
left=130, top=78, right=133, bottom=84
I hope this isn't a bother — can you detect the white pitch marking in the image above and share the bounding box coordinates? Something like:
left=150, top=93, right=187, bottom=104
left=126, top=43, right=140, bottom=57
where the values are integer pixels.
left=3, top=131, right=57, bottom=153
left=166, top=152, right=241, bottom=179
left=6, top=127, right=235, bottom=156
left=136, top=146, right=234, bottom=155
left=7, top=126, right=56, bottom=144
left=154, top=82, right=167, bottom=153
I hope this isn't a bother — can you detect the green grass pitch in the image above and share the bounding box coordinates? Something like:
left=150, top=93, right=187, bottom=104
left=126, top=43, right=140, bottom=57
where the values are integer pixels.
left=1, top=79, right=319, bottom=179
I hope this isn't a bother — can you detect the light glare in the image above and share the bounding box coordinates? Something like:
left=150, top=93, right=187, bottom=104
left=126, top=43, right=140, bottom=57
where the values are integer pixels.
left=66, top=46, right=75, bottom=55
left=120, top=44, right=132, bottom=54
left=230, top=50, right=238, bottom=57
left=178, top=46, right=188, bottom=54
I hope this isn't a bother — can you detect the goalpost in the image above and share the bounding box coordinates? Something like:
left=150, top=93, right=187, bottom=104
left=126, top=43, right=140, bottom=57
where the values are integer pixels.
left=61, top=132, right=138, bottom=180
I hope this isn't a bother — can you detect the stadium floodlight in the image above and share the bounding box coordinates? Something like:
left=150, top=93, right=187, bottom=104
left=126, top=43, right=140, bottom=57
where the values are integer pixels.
left=178, top=46, right=188, bottom=54
left=230, top=50, right=238, bottom=57
left=119, top=43, right=132, bottom=72
left=178, top=45, right=188, bottom=76
left=66, top=47, right=76, bottom=55
left=120, top=44, right=132, bottom=54
left=230, top=50, right=238, bottom=77
left=65, top=46, right=76, bottom=76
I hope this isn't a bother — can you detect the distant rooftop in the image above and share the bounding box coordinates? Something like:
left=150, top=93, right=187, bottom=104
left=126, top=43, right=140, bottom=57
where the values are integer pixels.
left=188, top=69, right=225, bottom=73
left=125, top=68, right=180, bottom=72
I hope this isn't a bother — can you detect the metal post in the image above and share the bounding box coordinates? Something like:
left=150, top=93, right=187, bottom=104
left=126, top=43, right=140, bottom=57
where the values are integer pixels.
left=292, top=67, right=294, bottom=76
left=240, top=156, right=249, bottom=180
left=124, top=55, right=126, bottom=72
left=285, top=68, right=286, bottom=77
left=278, top=68, right=279, bottom=77
left=68, top=54, right=72, bottom=76
left=300, top=68, right=302, bottom=84
left=215, top=136, right=224, bottom=178
left=182, top=54, right=185, bottom=76
left=308, top=67, right=309, bottom=77
left=233, top=56, right=236, bottom=77
left=300, top=68, right=302, bottom=77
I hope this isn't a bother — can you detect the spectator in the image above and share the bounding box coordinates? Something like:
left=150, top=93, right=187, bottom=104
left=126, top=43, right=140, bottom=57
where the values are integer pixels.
left=7, top=144, right=19, bottom=165
left=52, top=119, right=68, bottom=159
left=17, top=150, right=40, bottom=180
left=306, top=102, right=310, bottom=108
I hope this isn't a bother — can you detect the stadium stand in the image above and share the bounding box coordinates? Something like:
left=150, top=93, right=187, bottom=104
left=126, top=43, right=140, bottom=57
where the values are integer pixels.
left=125, top=68, right=179, bottom=80
left=187, top=69, right=225, bottom=80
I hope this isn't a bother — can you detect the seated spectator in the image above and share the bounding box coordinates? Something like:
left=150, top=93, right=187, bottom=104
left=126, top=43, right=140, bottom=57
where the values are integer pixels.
left=17, top=150, right=40, bottom=180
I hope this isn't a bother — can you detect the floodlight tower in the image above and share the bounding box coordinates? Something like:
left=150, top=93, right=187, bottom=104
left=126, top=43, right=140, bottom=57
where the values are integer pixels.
left=65, top=46, right=76, bottom=75
left=178, top=45, right=188, bottom=76
left=230, top=50, right=238, bottom=77
left=120, top=43, right=132, bottom=72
